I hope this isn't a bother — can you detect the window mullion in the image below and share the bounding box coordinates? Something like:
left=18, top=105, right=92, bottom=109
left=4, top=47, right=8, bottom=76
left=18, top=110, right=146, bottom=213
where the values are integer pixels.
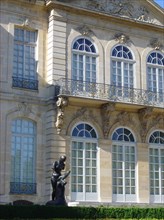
left=159, top=149, right=162, bottom=198
left=84, top=55, right=86, bottom=82
left=83, top=141, right=86, bottom=199
left=123, top=145, right=126, bottom=200
left=20, top=135, right=24, bottom=183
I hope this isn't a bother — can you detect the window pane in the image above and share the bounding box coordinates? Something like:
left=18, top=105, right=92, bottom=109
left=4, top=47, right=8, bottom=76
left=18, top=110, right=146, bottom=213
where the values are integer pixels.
left=10, top=119, right=36, bottom=194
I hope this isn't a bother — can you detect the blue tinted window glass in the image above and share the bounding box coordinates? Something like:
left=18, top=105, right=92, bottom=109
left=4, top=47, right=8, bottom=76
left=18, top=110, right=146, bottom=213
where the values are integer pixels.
left=112, top=128, right=135, bottom=142
left=72, top=123, right=97, bottom=138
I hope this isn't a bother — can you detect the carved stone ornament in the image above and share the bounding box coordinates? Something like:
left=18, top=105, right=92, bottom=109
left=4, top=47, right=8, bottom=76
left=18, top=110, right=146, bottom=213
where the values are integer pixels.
left=76, top=25, right=94, bottom=36
left=116, top=111, right=132, bottom=126
left=18, top=102, right=32, bottom=116
left=149, top=114, right=164, bottom=130
left=72, top=107, right=98, bottom=123
left=114, top=33, right=129, bottom=44
left=55, top=97, right=68, bottom=134
left=101, top=103, right=115, bottom=138
left=59, top=0, right=157, bottom=24
left=150, top=38, right=163, bottom=50
left=85, top=0, right=155, bottom=23
left=21, top=18, right=34, bottom=30
left=138, top=107, right=154, bottom=142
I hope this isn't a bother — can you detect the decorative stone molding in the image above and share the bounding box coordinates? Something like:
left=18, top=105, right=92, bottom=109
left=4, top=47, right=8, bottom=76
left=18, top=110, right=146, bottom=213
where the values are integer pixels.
left=26, top=0, right=46, bottom=5
left=101, top=103, right=115, bottom=138
left=18, top=102, right=32, bottom=116
left=138, top=107, right=154, bottom=142
left=85, top=0, right=155, bottom=23
left=114, top=33, right=130, bottom=44
left=21, top=18, right=35, bottom=30
left=149, top=113, right=164, bottom=130
left=150, top=38, right=163, bottom=50
left=116, top=111, right=132, bottom=126
left=55, top=97, right=68, bottom=134
left=72, top=107, right=98, bottom=123
left=76, top=25, right=94, bottom=36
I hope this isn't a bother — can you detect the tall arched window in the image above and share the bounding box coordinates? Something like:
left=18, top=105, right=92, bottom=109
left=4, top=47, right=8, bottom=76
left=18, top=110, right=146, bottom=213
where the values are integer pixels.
left=147, top=52, right=164, bottom=103
left=111, top=45, right=135, bottom=98
left=72, top=38, right=97, bottom=92
left=149, top=130, right=164, bottom=203
left=112, top=128, right=136, bottom=202
left=10, top=118, right=36, bottom=194
left=71, top=123, right=98, bottom=201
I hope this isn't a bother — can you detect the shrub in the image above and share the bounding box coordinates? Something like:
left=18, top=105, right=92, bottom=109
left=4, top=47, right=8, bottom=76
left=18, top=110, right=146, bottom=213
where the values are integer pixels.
left=0, top=205, right=163, bottom=219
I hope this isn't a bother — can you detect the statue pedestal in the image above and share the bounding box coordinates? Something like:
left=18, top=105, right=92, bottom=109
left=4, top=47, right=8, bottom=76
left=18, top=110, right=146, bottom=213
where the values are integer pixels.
left=46, top=198, right=67, bottom=206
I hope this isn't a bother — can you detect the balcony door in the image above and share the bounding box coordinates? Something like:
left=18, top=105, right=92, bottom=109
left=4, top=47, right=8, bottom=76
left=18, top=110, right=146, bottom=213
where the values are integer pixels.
left=72, top=38, right=97, bottom=93
left=147, top=52, right=164, bottom=103
left=111, top=45, right=135, bottom=100
left=149, top=131, right=164, bottom=203
left=71, top=123, right=98, bottom=201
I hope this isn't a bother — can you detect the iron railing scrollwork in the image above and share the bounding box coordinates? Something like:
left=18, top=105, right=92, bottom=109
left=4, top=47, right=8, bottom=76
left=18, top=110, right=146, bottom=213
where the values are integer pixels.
left=12, top=77, right=38, bottom=90
left=10, top=182, right=36, bottom=194
left=54, top=78, right=164, bottom=108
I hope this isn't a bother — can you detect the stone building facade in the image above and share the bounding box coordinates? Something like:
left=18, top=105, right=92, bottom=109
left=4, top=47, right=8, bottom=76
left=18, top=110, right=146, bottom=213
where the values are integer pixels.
left=0, top=0, right=164, bottom=205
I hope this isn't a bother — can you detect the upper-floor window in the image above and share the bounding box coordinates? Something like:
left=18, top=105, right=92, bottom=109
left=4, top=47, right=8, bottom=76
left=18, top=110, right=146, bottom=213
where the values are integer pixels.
left=10, top=118, right=37, bottom=194
left=72, top=38, right=97, bottom=92
left=12, top=27, right=38, bottom=90
left=111, top=45, right=135, bottom=98
left=147, top=52, right=164, bottom=103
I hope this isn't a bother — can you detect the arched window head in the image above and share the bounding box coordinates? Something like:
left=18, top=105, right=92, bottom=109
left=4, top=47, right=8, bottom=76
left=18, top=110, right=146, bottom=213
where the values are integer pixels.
left=149, top=131, right=164, bottom=144
left=72, top=123, right=97, bottom=138
left=147, top=52, right=164, bottom=66
left=112, top=45, right=133, bottom=60
left=73, top=38, right=96, bottom=53
left=112, top=128, right=135, bottom=142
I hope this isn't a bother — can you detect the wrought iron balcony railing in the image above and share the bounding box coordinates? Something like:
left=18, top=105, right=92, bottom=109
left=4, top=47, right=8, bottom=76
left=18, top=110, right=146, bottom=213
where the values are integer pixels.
left=54, top=78, right=164, bottom=108
left=12, top=77, right=38, bottom=90
left=10, top=182, right=36, bottom=194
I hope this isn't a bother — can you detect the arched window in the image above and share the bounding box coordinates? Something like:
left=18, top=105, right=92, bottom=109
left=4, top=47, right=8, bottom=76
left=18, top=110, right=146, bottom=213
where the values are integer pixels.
left=112, top=127, right=136, bottom=202
left=10, top=118, right=36, bottom=194
left=147, top=52, right=164, bottom=103
left=71, top=123, right=98, bottom=201
left=111, top=45, right=135, bottom=98
left=149, top=130, right=164, bottom=203
left=72, top=38, right=97, bottom=92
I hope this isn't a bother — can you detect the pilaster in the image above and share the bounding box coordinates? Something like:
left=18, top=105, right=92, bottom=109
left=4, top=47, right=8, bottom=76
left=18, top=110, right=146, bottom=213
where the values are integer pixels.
left=137, top=143, right=149, bottom=203
left=99, top=139, right=112, bottom=203
left=47, top=9, right=67, bottom=84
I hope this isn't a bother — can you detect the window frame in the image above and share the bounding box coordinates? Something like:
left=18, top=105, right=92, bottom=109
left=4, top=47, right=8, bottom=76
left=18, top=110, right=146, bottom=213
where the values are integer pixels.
left=10, top=118, right=37, bottom=194
left=71, top=37, right=98, bottom=93
left=149, top=130, right=164, bottom=203
left=146, top=51, right=164, bottom=103
left=111, top=127, right=137, bottom=202
left=12, top=26, right=38, bottom=90
left=71, top=123, right=99, bottom=201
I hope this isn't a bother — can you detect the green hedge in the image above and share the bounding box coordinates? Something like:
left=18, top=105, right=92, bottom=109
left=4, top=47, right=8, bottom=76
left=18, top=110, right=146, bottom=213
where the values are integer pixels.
left=0, top=205, right=164, bottom=219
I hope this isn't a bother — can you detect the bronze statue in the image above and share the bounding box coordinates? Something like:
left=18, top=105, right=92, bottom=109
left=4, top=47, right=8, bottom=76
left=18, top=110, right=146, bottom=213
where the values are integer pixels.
left=47, top=155, right=70, bottom=206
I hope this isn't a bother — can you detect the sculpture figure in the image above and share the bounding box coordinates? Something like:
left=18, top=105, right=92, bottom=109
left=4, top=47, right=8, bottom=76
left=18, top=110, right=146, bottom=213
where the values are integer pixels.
left=48, top=155, right=70, bottom=206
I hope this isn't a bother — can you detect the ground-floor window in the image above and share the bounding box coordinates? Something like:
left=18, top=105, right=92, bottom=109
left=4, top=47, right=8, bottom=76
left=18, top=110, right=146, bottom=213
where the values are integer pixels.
left=149, top=131, right=164, bottom=203
left=71, top=123, right=98, bottom=201
left=10, top=118, right=36, bottom=194
left=112, top=128, right=136, bottom=202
